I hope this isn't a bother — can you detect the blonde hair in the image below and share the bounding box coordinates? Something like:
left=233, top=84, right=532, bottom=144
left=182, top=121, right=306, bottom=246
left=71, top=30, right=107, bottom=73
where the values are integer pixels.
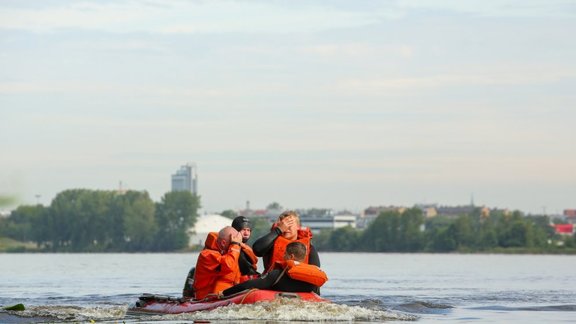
left=278, top=210, right=300, bottom=226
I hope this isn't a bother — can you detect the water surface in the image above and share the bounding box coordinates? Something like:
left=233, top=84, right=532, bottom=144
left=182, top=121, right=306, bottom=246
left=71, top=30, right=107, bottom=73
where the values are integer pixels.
left=1, top=253, right=575, bottom=323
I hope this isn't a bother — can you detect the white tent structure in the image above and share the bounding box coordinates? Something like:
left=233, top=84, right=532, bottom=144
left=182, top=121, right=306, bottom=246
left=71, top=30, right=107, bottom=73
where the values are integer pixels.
left=188, top=214, right=232, bottom=247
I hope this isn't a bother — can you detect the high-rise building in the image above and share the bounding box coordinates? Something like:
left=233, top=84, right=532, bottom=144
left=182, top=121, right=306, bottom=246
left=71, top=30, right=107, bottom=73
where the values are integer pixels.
left=171, top=163, right=198, bottom=194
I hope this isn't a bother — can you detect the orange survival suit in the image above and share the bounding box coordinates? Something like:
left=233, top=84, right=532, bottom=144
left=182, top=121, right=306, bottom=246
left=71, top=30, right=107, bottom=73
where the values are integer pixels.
left=265, top=227, right=312, bottom=273
left=276, top=259, right=328, bottom=287
left=238, top=243, right=259, bottom=283
left=221, top=258, right=328, bottom=297
left=192, top=232, right=241, bottom=300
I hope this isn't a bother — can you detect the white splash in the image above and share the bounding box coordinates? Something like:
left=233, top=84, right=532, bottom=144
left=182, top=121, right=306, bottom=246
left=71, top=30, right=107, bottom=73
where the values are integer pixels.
left=160, top=299, right=418, bottom=322
left=10, top=305, right=128, bottom=322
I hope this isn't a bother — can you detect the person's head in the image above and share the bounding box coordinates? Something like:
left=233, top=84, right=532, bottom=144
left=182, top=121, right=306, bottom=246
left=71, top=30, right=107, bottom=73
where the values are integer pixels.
left=217, top=226, right=239, bottom=252
left=278, top=210, right=300, bottom=241
left=284, top=241, right=307, bottom=262
left=231, top=216, right=251, bottom=243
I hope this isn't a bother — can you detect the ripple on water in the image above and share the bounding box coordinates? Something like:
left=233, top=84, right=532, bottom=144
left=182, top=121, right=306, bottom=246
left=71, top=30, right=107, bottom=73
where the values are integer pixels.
left=2, top=305, right=128, bottom=323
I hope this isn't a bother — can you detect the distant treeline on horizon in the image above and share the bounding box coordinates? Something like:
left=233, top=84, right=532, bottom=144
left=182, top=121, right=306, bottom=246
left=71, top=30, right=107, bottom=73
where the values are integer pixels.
left=0, top=189, right=575, bottom=253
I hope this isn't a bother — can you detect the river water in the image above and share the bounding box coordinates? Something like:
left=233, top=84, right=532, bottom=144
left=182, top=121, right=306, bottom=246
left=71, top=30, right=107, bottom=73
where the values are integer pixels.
left=0, top=253, right=575, bottom=323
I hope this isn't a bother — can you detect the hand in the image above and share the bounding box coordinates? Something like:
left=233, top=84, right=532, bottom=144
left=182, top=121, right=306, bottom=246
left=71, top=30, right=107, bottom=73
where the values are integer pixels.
left=276, top=216, right=295, bottom=233
left=230, top=231, right=243, bottom=244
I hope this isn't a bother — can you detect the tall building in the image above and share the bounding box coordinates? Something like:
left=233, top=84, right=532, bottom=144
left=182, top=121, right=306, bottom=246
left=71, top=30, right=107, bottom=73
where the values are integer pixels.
left=171, top=163, right=198, bottom=194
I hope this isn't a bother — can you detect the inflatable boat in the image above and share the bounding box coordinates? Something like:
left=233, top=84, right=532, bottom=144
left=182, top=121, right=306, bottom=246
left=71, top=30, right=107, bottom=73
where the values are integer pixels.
left=129, top=289, right=328, bottom=314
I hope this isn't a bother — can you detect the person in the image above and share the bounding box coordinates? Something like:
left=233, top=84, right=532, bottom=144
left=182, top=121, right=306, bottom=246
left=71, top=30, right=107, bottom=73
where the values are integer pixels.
left=190, top=226, right=243, bottom=300
left=231, top=216, right=260, bottom=282
left=253, top=210, right=320, bottom=273
left=222, top=241, right=327, bottom=296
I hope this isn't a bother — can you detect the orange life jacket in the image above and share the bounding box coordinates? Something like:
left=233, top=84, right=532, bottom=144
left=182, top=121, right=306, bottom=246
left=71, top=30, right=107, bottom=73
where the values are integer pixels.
left=192, top=232, right=241, bottom=300
left=239, top=243, right=259, bottom=283
left=276, top=260, right=328, bottom=287
left=266, top=227, right=312, bottom=273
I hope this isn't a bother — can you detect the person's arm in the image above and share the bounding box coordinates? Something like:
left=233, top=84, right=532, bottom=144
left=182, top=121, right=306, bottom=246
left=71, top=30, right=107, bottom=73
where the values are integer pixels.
left=252, top=227, right=282, bottom=257
left=237, top=251, right=251, bottom=275
left=222, top=270, right=281, bottom=296
left=238, top=250, right=259, bottom=275
left=308, top=244, right=320, bottom=267
left=218, top=243, right=241, bottom=278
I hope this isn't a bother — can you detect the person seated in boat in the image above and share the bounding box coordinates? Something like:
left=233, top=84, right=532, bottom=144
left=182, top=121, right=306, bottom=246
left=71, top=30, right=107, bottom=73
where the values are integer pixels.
left=231, top=216, right=260, bottom=282
left=252, top=210, right=320, bottom=274
left=221, top=241, right=327, bottom=297
left=192, top=226, right=243, bottom=300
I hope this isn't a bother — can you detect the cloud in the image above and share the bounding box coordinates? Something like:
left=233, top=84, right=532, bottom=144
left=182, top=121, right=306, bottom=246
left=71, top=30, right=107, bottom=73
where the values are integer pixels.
left=304, top=43, right=413, bottom=58
left=4, top=61, right=571, bottom=96
left=333, top=66, right=576, bottom=93
left=398, top=0, right=576, bottom=18
left=0, top=0, right=388, bottom=34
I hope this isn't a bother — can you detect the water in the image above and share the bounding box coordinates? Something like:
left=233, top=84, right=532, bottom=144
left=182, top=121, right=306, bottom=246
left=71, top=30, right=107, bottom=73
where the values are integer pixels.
left=1, top=253, right=575, bottom=323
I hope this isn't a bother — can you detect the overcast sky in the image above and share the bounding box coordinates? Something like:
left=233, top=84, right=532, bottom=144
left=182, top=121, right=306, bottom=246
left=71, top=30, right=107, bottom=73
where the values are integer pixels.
left=1, top=0, right=575, bottom=215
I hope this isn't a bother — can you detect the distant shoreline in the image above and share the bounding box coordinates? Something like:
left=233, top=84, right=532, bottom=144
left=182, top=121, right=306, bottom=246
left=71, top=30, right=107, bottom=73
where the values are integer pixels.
left=2, top=248, right=576, bottom=255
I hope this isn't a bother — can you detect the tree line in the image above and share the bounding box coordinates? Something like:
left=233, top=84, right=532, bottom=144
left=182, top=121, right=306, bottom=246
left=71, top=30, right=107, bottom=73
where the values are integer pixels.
left=313, top=207, right=576, bottom=253
left=0, top=189, right=200, bottom=252
left=2, top=194, right=574, bottom=253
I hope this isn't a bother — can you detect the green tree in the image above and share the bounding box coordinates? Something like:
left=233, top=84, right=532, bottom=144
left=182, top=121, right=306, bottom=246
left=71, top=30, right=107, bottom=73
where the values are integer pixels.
left=477, top=219, right=498, bottom=250
left=361, top=208, right=425, bottom=252
left=424, top=216, right=456, bottom=252
left=154, top=191, right=200, bottom=251
left=361, top=211, right=398, bottom=251
left=49, top=189, right=116, bottom=251
left=246, top=217, right=273, bottom=245
left=49, top=189, right=87, bottom=250
left=312, top=229, right=332, bottom=251
left=399, top=208, right=425, bottom=251
left=0, top=195, right=17, bottom=207
left=450, top=215, right=475, bottom=250
left=221, top=209, right=238, bottom=219
left=1, top=205, right=46, bottom=244
left=328, top=226, right=359, bottom=251
left=427, top=226, right=457, bottom=252
left=266, top=202, right=283, bottom=210
left=117, top=191, right=157, bottom=251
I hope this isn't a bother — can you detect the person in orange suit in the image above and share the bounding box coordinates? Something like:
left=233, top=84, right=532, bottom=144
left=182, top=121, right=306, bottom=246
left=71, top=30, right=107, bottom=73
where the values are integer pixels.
left=222, top=241, right=327, bottom=296
left=192, top=226, right=243, bottom=300
left=253, top=210, right=320, bottom=274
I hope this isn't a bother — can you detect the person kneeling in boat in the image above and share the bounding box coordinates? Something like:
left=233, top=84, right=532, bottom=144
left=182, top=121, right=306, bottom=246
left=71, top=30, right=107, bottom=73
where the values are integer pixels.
left=221, top=241, right=327, bottom=297
left=253, top=210, right=320, bottom=274
left=231, top=216, right=260, bottom=282
left=192, top=226, right=243, bottom=300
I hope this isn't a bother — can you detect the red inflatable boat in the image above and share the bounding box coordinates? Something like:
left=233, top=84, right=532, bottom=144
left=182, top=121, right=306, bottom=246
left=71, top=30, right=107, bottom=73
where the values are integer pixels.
left=129, top=289, right=328, bottom=314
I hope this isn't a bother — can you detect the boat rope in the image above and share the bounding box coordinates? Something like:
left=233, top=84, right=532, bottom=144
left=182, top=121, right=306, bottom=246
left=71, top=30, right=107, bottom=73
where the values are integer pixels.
left=239, top=289, right=258, bottom=304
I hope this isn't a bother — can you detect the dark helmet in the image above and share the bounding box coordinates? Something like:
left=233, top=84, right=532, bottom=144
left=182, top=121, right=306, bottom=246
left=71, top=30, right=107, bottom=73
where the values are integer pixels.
left=232, top=216, right=251, bottom=231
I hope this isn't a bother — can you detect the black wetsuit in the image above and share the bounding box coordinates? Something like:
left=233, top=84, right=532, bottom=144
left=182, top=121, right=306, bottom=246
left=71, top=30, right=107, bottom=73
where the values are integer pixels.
left=252, top=228, right=321, bottom=270
left=222, top=268, right=317, bottom=296
left=239, top=249, right=259, bottom=276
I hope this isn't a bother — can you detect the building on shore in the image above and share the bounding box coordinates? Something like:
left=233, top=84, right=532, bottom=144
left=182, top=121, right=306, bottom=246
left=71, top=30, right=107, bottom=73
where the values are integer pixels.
left=187, top=213, right=231, bottom=247
left=358, top=205, right=407, bottom=228
left=171, top=163, right=198, bottom=195
left=298, top=209, right=357, bottom=234
left=564, top=209, right=576, bottom=224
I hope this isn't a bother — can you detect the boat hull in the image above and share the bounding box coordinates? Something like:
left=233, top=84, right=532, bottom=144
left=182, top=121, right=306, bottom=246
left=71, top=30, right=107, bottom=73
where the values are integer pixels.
left=129, top=290, right=328, bottom=314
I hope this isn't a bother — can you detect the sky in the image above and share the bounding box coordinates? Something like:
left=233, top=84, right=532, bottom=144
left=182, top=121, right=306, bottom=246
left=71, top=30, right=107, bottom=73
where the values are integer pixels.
left=1, top=0, right=575, bottom=215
